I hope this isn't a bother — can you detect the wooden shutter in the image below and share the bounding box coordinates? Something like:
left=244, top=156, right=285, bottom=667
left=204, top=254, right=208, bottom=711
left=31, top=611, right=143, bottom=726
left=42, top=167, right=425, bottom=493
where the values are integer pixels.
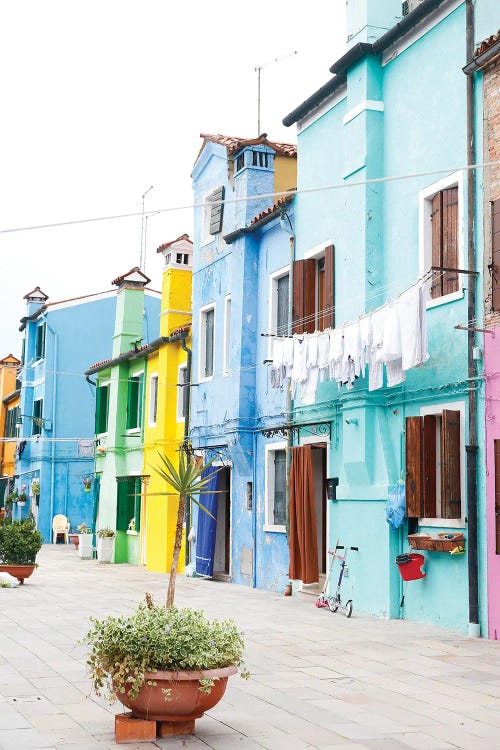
left=495, top=440, right=500, bottom=554
left=209, top=186, right=225, bottom=235
left=430, top=192, right=443, bottom=299
left=442, top=187, right=459, bottom=296
left=134, top=478, right=142, bottom=532
left=492, top=199, right=500, bottom=311
left=441, top=409, right=461, bottom=519
left=116, top=478, right=136, bottom=531
left=423, top=415, right=437, bottom=518
left=292, top=259, right=315, bottom=334
left=406, top=416, right=424, bottom=517
left=323, top=245, right=335, bottom=330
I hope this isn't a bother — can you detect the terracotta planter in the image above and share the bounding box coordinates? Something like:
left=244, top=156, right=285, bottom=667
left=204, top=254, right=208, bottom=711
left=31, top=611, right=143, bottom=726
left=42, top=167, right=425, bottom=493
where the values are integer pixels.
left=69, top=533, right=79, bottom=550
left=116, top=665, right=237, bottom=721
left=0, top=564, right=36, bottom=584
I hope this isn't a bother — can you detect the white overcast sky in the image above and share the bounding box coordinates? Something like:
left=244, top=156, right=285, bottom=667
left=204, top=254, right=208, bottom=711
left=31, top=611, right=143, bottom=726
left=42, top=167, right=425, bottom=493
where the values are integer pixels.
left=0, top=1, right=346, bottom=357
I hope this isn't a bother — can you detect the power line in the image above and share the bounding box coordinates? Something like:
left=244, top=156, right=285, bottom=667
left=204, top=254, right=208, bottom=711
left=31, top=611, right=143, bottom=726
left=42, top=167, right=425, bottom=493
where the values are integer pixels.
left=0, top=160, right=498, bottom=236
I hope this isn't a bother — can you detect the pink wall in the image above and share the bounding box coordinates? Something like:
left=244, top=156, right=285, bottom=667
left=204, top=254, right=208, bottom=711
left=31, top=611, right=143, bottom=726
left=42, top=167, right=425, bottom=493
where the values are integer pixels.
left=485, top=329, right=500, bottom=638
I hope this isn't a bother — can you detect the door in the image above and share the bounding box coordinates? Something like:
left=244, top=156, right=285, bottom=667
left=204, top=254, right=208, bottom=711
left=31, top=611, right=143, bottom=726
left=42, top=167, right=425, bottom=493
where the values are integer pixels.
left=213, top=467, right=231, bottom=579
left=312, top=446, right=327, bottom=576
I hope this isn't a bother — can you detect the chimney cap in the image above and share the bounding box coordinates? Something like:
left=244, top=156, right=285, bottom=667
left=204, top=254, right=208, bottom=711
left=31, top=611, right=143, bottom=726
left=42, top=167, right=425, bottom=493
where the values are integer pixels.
left=23, top=286, right=49, bottom=302
left=111, top=267, right=151, bottom=288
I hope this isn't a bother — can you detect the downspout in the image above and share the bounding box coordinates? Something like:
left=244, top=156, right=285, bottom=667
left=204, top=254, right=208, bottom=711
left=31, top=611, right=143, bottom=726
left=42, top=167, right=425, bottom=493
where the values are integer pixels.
left=465, top=0, right=479, bottom=636
left=252, top=426, right=258, bottom=588
left=180, top=334, right=192, bottom=566
left=40, top=314, right=57, bottom=532
left=280, top=211, right=295, bottom=541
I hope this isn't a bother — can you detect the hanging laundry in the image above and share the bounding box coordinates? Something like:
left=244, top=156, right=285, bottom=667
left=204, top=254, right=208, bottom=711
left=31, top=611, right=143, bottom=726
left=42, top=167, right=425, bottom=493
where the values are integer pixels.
left=381, top=302, right=402, bottom=362
left=283, top=337, right=294, bottom=379
left=292, top=335, right=308, bottom=387
left=339, top=322, right=362, bottom=389
left=328, top=328, right=343, bottom=381
left=397, top=283, right=429, bottom=370
left=368, top=306, right=386, bottom=391
left=270, top=337, right=286, bottom=388
left=386, top=358, right=405, bottom=387
left=359, top=313, right=372, bottom=375
left=317, top=331, right=330, bottom=379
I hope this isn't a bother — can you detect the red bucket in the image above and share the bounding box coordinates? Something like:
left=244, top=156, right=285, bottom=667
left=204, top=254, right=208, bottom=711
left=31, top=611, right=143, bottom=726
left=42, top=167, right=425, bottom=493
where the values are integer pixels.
left=396, top=553, right=426, bottom=581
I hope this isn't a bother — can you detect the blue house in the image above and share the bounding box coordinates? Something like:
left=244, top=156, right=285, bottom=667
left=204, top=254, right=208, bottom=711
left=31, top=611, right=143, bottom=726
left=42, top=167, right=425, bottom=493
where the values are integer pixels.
left=279, top=0, right=496, bottom=633
left=15, top=284, right=160, bottom=545
left=189, top=134, right=297, bottom=588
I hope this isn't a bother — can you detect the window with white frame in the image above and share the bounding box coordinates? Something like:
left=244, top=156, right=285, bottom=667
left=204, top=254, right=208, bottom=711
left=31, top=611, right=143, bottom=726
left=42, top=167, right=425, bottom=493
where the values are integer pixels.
left=406, top=401, right=465, bottom=526
left=199, top=305, right=215, bottom=380
left=149, top=374, right=158, bottom=426
left=269, top=266, right=290, bottom=345
left=419, top=172, right=463, bottom=305
left=177, top=364, right=189, bottom=422
left=223, top=295, right=231, bottom=375
left=264, top=443, right=287, bottom=532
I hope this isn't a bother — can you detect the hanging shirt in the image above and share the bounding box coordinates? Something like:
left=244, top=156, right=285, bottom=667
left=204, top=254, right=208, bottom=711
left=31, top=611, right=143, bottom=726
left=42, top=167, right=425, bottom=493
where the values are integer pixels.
left=386, top=358, right=406, bottom=387
left=292, top=336, right=308, bottom=384
left=340, top=322, right=361, bottom=388
left=381, top=302, right=402, bottom=362
left=328, top=329, right=343, bottom=381
left=397, top=283, right=429, bottom=370
left=359, top=314, right=372, bottom=375
left=317, top=332, right=330, bottom=375
left=368, top=306, right=386, bottom=391
left=283, top=337, right=295, bottom=379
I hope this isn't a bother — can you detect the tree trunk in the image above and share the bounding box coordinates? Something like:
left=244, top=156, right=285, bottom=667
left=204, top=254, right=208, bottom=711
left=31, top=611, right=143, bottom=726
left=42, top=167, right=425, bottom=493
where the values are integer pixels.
left=166, top=494, right=186, bottom=608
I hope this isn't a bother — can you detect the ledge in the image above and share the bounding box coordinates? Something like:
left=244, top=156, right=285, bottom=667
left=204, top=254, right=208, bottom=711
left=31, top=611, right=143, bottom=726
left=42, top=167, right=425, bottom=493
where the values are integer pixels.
left=408, top=533, right=465, bottom=553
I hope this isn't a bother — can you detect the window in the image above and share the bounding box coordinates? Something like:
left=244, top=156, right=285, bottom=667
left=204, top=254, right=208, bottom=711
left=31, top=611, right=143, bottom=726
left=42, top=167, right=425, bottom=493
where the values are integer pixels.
left=149, top=374, right=158, bottom=426
left=32, top=398, right=43, bottom=436
left=223, top=295, right=231, bottom=375
left=419, top=172, right=463, bottom=305
left=202, top=186, right=225, bottom=244
left=126, top=373, right=144, bottom=430
left=5, top=406, right=20, bottom=438
left=252, top=150, right=270, bottom=168
left=200, top=306, right=215, bottom=379
left=264, top=444, right=287, bottom=532
left=177, top=364, right=189, bottom=422
left=95, top=384, right=109, bottom=434
left=406, top=405, right=463, bottom=522
left=116, top=476, right=142, bottom=532
left=269, top=266, right=290, bottom=343
left=293, top=245, right=334, bottom=333
left=35, top=323, right=46, bottom=360
left=491, top=199, right=500, bottom=311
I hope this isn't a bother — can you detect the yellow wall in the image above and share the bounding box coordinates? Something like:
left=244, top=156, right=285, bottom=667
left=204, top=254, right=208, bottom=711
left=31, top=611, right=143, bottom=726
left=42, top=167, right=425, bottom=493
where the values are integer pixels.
left=0, top=356, right=20, bottom=479
left=143, top=264, right=192, bottom=573
left=274, top=154, right=297, bottom=195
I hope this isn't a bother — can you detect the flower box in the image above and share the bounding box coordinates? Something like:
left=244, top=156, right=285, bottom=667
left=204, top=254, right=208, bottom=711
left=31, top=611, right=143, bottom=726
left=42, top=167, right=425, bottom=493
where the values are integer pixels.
left=408, top=533, right=465, bottom=553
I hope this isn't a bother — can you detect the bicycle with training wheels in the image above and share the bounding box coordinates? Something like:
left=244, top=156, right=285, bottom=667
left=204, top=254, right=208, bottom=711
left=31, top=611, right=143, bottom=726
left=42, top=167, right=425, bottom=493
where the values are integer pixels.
left=327, top=545, right=358, bottom=618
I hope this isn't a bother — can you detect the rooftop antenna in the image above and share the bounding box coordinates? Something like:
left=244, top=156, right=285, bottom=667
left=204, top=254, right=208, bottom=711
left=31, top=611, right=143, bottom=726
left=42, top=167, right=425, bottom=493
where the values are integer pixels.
left=255, top=50, right=298, bottom=135
left=143, top=211, right=161, bottom=275
left=139, top=185, right=154, bottom=270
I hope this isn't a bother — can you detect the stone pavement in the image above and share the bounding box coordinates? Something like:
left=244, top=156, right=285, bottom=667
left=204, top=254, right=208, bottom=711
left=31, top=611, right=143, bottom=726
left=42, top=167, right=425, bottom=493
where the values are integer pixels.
left=2, top=547, right=500, bottom=750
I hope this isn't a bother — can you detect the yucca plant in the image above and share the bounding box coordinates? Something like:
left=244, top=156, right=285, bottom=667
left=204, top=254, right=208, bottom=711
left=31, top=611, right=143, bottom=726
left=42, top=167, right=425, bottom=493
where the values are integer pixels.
left=151, top=449, right=219, bottom=607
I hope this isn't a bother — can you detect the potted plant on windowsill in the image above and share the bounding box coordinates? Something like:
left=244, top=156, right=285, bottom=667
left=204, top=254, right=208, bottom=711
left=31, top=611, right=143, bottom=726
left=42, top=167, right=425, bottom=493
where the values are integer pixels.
left=0, top=516, right=43, bottom=583
left=96, top=528, right=115, bottom=563
left=77, top=524, right=93, bottom=559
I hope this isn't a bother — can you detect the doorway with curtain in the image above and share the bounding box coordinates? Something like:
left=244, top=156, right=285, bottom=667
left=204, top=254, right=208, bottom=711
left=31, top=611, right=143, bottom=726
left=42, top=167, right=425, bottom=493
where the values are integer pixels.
left=195, top=465, right=231, bottom=579
left=213, top=466, right=231, bottom=581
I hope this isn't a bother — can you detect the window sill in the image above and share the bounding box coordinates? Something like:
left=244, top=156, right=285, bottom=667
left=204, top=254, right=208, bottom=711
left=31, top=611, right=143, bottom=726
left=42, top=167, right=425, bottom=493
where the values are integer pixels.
left=125, top=428, right=141, bottom=434
left=426, top=289, right=464, bottom=310
left=419, top=517, right=465, bottom=529
left=126, top=530, right=138, bottom=536
left=263, top=524, right=286, bottom=534
left=408, top=533, right=464, bottom=552
left=198, top=375, right=214, bottom=384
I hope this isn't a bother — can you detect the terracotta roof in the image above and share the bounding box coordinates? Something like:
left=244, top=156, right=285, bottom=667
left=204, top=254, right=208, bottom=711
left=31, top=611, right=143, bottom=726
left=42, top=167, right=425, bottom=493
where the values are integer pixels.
left=23, top=286, right=48, bottom=301
left=111, top=267, right=151, bottom=287
left=0, top=354, right=21, bottom=366
left=250, top=194, right=294, bottom=225
left=475, top=30, right=500, bottom=57
left=157, top=234, right=193, bottom=253
left=170, top=323, right=191, bottom=336
left=195, top=133, right=297, bottom=164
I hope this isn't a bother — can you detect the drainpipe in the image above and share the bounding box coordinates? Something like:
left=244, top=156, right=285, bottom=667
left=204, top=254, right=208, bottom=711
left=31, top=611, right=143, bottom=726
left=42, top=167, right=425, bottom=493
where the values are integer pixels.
left=40, top=314, right=57, bottom=534
left=180, top=335, right=192, bottom=566
left=280, top=210, right=295, bottom=539
left=465, top=0, right=479, bottom=636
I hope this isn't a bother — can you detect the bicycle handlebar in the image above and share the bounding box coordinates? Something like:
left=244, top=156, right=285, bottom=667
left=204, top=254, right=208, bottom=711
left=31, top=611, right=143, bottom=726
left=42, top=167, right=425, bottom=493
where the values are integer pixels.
left=328, top=546, right=359, bottom=555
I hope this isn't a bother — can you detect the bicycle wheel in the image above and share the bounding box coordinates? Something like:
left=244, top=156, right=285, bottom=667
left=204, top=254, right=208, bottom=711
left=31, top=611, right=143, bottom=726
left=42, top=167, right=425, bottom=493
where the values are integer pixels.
left=328, top=596, right=339, bottom=613
left=345, top=600, right=353, bottom=618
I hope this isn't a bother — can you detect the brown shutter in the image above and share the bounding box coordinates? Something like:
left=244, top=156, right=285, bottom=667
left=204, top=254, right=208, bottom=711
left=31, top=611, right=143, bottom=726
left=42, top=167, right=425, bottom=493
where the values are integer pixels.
left=423, top=415, right=437, bottom=518
left=292, top=259, right=315, bottom=334
left=430, top=191, right=443, bottom=298
left=495, top=440, right=500, bottom=554
left=322, top=245, right=335, bottom=330
left=406, top=416, right=424, bottom=518
left=442, top=186, right=459, bottom=296
left=492, top=199, right=500, bottom=311
left=441, top=409, right=461, bottom=519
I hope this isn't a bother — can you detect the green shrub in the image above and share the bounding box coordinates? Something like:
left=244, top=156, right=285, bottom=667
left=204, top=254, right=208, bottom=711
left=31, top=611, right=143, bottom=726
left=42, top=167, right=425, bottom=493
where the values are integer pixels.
left=83, top=603, right=247, bottom=700
left=0, top=518, right=43, bottom=564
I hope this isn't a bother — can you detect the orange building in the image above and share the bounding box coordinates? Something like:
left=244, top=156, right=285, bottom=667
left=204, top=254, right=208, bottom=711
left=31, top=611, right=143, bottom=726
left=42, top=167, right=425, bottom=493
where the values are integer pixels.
left=0, top=354, right=21, bottom=503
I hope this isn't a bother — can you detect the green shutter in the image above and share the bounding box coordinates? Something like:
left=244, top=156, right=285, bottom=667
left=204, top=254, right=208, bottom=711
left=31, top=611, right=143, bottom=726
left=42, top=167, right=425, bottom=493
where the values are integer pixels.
left=134, top=478, right=142, bottom=532
left=138, top=373, right=144, bottom=430
left=116, top=478, right=136, bottom=531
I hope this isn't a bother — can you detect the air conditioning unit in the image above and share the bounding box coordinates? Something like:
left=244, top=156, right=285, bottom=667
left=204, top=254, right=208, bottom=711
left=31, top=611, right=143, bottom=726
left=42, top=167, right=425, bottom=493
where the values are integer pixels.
left=402, top=0, right=424, bottom=16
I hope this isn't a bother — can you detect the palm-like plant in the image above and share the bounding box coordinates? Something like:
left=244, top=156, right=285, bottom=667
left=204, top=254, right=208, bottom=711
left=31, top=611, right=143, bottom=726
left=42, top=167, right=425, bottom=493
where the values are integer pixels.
left=152, top=449, right=218, bottom=607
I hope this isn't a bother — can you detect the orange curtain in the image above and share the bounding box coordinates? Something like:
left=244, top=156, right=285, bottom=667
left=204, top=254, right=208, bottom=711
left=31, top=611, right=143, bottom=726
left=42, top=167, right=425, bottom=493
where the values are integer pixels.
left=288, top=445, right=319, bottom=584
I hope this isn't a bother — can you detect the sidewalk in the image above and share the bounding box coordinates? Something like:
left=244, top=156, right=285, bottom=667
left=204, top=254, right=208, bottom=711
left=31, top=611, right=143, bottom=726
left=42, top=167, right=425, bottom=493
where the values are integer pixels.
left=1, top=546, right=500, bottom=750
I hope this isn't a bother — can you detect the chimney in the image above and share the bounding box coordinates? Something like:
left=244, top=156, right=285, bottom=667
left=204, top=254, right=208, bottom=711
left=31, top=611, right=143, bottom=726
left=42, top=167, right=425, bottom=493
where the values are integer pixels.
left=346, top=0, right=402, bottom=47
left=110, top=267, right=150, bottom=356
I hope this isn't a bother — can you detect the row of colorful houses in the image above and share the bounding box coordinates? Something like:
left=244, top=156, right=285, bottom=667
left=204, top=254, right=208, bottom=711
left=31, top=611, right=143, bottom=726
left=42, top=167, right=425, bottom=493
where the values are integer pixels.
left=1, top=0, right=500, bottom=637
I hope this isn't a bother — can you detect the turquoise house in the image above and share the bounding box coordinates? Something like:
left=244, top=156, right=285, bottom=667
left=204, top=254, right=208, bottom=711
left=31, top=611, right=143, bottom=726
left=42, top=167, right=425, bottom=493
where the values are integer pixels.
left=282, top=0, right=495, bottom=633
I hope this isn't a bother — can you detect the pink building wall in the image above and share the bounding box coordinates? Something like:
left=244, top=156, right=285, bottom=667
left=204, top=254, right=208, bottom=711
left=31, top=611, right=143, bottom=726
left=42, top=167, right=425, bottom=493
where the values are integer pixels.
left=485, top=329, right=500, bottom=638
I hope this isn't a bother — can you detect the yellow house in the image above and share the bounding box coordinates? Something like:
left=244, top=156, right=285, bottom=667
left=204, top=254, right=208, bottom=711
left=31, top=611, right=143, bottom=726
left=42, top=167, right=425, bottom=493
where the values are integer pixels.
left=143, top=235, right=192, bottom=573
left=0, top=354, right=21, bottom=501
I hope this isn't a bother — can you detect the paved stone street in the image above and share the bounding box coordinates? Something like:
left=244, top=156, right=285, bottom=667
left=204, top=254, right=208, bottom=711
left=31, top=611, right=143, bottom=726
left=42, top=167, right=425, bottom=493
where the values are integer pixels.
left=2, top=546, right=500, bottom=749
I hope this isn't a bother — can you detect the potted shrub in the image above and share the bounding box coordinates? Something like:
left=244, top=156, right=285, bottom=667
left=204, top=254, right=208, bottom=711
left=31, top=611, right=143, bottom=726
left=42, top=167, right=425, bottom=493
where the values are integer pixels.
left=0, top=516, right=43, bottom=583
left=77, top=524, right=93, bottom=559
left=31, top=479, right=40, bottom=496
left=96, top=528, right=115, bottom=563
left=17, top=492, right=28, bottom=508
left=83, top=600, right=247, bottom=722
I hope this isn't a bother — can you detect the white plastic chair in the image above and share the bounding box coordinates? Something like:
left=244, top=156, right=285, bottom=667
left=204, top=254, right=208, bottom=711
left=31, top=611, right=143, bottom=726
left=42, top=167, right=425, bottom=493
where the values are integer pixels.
left=52, top=514, right=70, bottom=544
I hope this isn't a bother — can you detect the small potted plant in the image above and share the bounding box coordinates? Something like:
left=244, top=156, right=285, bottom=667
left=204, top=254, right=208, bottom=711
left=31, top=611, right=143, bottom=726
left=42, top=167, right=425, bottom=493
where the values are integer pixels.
left=0, top=516, right=43, bottom=583
left=96, top=528, right=115, bottom=563
left=6, top=491, right=18, bottom=508
left=77, top=523, right=93, bottom=559
left=68, top=527, right=80, bottom=550
left=17, top=492, right=28, bottom=508
left=83, top=476, right=93, bottom=493
left=31, top=479, right=40, bottom=496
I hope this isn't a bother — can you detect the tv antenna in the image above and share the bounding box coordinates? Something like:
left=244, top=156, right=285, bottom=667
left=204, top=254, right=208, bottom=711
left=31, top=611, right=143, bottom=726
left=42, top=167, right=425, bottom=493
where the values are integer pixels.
left=255, top=50, right=298, bottom=135
left=139, top=185, right=153, bottom=270
left=143, top=211, right=161, bottom=275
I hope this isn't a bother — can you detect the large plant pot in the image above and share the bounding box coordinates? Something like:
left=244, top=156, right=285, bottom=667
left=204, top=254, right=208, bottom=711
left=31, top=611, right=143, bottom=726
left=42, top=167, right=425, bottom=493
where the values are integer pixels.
left=97, top=536, right=114, bottom=563
left=0, top=564, right=36, bottom=584
left=68, top=533, right=79, bottom=550
left=116, top=666, right=237, bottom=721
left=78, top=534, right=93, bottom=559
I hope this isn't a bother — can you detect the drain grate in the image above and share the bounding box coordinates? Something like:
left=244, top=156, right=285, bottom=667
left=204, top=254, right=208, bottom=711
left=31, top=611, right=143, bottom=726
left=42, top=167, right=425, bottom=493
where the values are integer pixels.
left=6, top=695, right=46, bottom=704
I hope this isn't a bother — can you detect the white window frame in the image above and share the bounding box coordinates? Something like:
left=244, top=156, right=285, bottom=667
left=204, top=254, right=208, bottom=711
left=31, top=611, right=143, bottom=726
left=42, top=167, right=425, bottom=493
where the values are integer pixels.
left=176, top=363, right=188, bottom=423
left=264, top=442, right=287, bottom=533
left=418, top=170, right=464, bottom=310
left=268, top=265, right=290, bottom=357
left=419, top=400, right=465, bottom=529
left=223, top=295, right=231, bottom=376
left=199, top=303, right=215, bottom=382
left=148, top=373, right=159, bottom=427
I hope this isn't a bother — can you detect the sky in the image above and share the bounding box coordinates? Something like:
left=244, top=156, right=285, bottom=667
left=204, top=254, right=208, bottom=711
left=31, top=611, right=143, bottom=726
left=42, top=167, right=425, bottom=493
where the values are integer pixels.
left=0, top=1, right=347, bottom=357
